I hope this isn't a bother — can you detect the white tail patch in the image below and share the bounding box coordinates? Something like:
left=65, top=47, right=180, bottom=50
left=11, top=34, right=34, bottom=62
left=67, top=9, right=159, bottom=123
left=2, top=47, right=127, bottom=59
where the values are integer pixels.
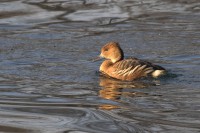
left=152, top=70, right=166, bottom=78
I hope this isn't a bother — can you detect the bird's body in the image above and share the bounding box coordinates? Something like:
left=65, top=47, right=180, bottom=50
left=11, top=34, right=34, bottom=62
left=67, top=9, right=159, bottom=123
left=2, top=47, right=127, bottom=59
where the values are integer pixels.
left=99, top=42, right=166, bottom=81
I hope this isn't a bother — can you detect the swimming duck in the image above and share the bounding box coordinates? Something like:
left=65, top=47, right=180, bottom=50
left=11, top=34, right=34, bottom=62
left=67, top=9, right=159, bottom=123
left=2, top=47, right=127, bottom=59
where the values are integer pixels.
left=98, top=42, right=166, bottom=81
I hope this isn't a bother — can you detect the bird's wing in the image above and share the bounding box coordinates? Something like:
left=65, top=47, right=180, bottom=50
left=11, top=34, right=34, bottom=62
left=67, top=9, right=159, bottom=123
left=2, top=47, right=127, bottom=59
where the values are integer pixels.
left=112, top=58, right=154, bottom=79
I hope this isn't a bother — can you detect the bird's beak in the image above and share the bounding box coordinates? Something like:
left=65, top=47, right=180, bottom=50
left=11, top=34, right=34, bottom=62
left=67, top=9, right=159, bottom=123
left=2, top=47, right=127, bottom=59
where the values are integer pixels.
left=92, top=55, right=104, bottom=62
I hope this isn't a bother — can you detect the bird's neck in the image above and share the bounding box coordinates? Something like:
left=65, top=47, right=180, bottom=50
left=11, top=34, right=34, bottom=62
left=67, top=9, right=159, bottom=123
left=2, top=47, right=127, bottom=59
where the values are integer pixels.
left=111, top=54, right=124, bottom=63
left=100, top=60, right=113, bottom=72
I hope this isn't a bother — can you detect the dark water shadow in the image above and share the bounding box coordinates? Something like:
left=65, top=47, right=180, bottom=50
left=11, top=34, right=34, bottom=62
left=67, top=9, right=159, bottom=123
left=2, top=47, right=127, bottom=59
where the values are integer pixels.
left=0, top=125, right=33, bottom=133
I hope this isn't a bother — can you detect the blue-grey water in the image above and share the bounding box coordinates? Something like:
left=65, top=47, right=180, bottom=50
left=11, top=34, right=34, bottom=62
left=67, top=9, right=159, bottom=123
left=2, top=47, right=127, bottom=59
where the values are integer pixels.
left=0, top=0, right=200, bottom=132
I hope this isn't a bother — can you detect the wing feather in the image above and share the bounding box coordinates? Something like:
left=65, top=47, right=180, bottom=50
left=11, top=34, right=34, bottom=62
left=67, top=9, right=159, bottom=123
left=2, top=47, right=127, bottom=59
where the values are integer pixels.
left=112, top=59, right=154, bottom=79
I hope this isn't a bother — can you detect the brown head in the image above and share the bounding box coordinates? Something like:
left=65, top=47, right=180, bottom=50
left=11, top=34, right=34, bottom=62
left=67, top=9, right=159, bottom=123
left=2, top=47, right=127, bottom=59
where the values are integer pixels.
left=100, top=42, right=124, bottom=63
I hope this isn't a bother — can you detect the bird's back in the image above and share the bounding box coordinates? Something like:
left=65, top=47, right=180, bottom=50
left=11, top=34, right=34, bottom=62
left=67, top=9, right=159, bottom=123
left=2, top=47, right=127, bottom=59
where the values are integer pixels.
left=109, top=58, right=166, bottom=80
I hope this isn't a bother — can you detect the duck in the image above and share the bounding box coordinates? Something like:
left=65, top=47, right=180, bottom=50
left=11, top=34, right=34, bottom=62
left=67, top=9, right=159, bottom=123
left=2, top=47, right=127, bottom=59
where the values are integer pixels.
left=97, top=42, right=166, bottom=81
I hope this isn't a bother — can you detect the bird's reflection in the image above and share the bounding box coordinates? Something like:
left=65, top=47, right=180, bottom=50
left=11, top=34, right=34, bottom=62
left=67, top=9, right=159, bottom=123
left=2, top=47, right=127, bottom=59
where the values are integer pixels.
left=98, top=75, right=156, bottom=110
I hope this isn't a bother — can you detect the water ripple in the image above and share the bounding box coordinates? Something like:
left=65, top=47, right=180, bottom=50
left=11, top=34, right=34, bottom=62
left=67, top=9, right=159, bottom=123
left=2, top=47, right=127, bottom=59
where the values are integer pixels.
left=0, top=0, right=200, bottom=132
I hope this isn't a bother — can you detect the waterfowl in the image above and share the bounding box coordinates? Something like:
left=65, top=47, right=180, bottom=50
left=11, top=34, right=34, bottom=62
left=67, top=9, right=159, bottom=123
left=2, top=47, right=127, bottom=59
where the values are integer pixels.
left=98, top=42, right=166, bottom=81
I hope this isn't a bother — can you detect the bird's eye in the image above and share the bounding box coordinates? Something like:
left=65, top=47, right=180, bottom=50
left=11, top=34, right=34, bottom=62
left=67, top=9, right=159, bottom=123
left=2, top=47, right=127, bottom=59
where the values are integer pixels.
left=104, top=48, right=108, bottom=51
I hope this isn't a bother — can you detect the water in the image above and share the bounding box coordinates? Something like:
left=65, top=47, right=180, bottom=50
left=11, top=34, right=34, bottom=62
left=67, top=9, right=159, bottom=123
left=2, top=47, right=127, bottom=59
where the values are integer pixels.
left=0, top=0, right=200, bottom=132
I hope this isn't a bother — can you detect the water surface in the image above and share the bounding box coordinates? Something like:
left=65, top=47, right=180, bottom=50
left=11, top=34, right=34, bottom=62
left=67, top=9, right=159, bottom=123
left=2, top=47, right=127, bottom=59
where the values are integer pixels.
left=0, top=0, right=200, bottom=132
